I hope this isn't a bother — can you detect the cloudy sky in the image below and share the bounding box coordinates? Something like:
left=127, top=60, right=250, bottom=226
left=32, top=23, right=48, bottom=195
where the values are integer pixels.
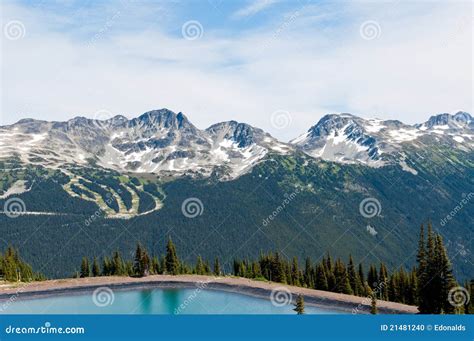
left=1, top=0, right=472, bottom=141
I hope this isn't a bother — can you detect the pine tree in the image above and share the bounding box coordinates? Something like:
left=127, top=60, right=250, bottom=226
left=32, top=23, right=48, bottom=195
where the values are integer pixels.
left=367, top=265, right=378, bottom=290
left=407, top=268, right=418, bottom=305
left=358, top=263, right=366, bottom=296
left=112, top=251, right=124, bottom=276
left=435, top=235, right=456, bottom=313
left=80, top=257, right=90, bottom=278
left=416, top=224, right=458, bottom=314
left=334, top=259, right=352, bottom=294
left=399, top=268, right=409, bottom=304
left=124, top=260, right=133, bottom=276
left=152, top=256, right=161, bottom=274
left=293, top=294, right=305, bottom=314
left=133, top=243, right=144, bottom=276
left=304, top=257, right=313, bottom=288
left=370, top=292, right=378, bottom=314
left=388, top=274, right=398, bottom=302
left=326, top=271, right=336, bottom=291
left=315, top=264, right=328, bottom=291
left=272, top=252, right=286, bottom=283
left=378, top=263, right=389, bottom=300
left=213, top=257, right=221, bottom=276
left=102, top=257, right=111, bottom=276
left=427, top=224, right=437, bottom=311
left=291, top=257, right=300, bottom=286
left=285, top=263, right=292, bottom=284
left=416, top=224, right=429, bottom=312
left=195, top=255, right=205, bottom=275
left=92, top=257, right=100, bottom=277
left=233, top=260, right=240, bottom=276
left=0, top=247, right=37, bottom=282
left=141, top=248, right=150, bottom=276
left=204, top=260, right=211, bottom=274
left=465, top=280, right=473, bottom=314
left=347, top=255, right=358, bottom=296
left=239, top=260, right=246, bottom=277
left=325, top=253, right=333, bottom=273
left=165, top=237, right=179, bottom=275
left=251, top=261, right=261, bottom=278
left=416, top=224, right=427, bottom=279
left=424, top=223, right=437, bottom=313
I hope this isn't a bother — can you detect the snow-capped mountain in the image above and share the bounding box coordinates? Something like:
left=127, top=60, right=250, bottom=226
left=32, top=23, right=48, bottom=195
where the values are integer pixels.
left=0, top=109, right=291, bottom=180
left=291, top=111, right=473, bottom=168
left=0, top=109, right=472, bottom=180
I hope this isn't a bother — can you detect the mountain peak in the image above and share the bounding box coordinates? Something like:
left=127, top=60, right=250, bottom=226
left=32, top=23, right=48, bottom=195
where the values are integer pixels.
left=15, top=118, right=44, bottom=125
left=1, top=109, right=472, bottom=180
left=307, top=113, right=361, bottom=138
left=131, top=109, right=193, bottom=130
left=206, top=120, right=261, bottom=148
left=418, top=111, right=472, bottom=130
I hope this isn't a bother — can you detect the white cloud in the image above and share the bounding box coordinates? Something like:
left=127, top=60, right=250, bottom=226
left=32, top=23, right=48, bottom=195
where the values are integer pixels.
left=0, top=1, right=472, bottom=142
left=232, top=0, right=279, bottom=19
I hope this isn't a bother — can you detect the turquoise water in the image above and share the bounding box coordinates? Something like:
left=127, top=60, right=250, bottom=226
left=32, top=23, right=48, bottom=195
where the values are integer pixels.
left=0, top=288, right=341, bottom=314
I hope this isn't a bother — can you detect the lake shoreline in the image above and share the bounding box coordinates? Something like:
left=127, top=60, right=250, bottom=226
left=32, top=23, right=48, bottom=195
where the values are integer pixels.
left=0, top=275, right=418, bottom=314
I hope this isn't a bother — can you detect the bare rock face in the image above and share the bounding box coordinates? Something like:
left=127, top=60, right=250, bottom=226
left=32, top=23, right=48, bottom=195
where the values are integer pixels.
left=0, top=108, right=292, bottom=180
left=0, top=108, right=471, bottom=179
left=291, top=112, right=473, bottom=167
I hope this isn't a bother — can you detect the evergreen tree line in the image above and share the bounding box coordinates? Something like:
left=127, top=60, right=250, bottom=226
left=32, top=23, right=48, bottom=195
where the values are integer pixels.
left=416, top=224, right=472, bottom=314
left=76, top=228, right=473, bottom=314
left=0, top=247, right=44, bottom=282
left=232, top=250, right=419, bottom=306
left=77, top=238, right=199, bottom=279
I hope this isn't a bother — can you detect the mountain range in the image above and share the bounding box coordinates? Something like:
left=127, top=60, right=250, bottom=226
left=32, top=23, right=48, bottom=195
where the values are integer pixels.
left=0, top=109, right=472, bottom=280
left=1, top=109, right=472, bottom=179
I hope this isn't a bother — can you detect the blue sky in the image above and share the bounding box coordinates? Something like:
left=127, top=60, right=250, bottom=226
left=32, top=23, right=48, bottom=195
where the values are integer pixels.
left=1, top=0, right=472, bottom=141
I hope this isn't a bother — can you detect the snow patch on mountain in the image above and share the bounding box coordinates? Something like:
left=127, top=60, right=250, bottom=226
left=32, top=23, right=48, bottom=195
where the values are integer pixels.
left=0, top=180, right=29, bottom=199
left=0, top=109, right=292, bottom=180
left=291, top=111, right=473, bottom=170
left=1, top=109, right=472, bottom=179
